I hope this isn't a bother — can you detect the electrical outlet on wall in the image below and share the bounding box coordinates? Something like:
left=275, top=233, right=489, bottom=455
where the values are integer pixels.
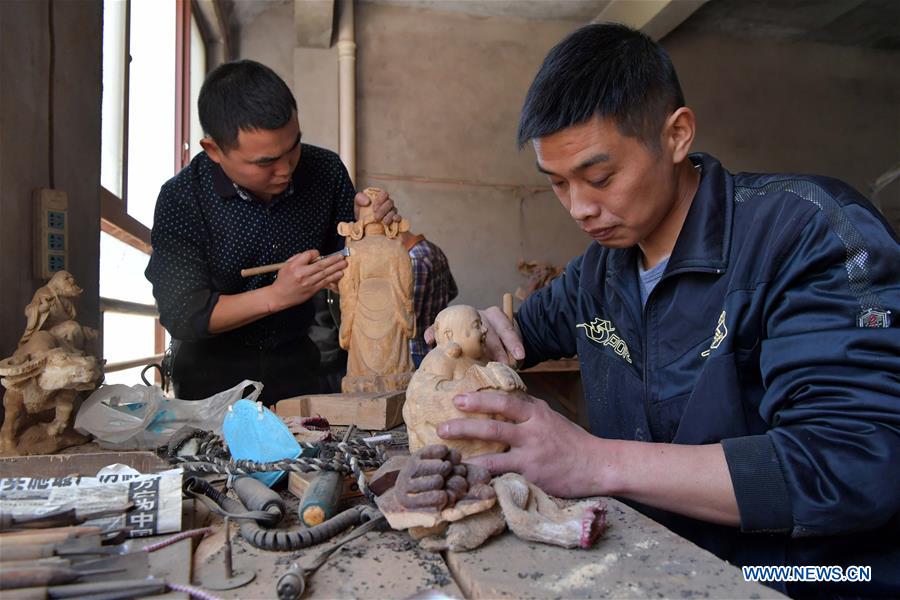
left=33, top=188, right=69, bottom=279
left=48, top=232, right=65, bottom=251
left=48, top=254, right=66, bottom=272
left=48, top=210, right=65, bottom=230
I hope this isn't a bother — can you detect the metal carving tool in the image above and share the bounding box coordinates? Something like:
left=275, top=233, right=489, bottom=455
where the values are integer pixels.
left=275, top=509, right=386, bottom=600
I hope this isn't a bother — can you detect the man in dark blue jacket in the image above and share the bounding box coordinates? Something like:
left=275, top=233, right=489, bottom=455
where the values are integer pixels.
left=436, top=23, right=900, bottom=597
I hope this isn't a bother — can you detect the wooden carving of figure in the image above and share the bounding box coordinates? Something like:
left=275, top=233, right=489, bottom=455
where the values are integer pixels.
left=19, top=270, right=82, bottom=345
left=0, top=271, right=102, bottom=456
left=337, top=188, right=415, bottom=393
left=404, top=305, right=526, bottom=458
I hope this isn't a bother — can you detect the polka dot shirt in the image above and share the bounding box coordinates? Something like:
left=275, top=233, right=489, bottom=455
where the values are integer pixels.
left=145, top=145, right=355, bottom=349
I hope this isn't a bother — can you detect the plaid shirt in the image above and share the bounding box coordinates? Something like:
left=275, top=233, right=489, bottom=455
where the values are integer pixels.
left=407, top=237, right=458, bottom=364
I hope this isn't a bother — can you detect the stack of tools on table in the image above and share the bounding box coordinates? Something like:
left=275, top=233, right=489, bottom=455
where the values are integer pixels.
left=0, top=508, right=214, bottom=599
left=163, top=415, right=398, bottom=598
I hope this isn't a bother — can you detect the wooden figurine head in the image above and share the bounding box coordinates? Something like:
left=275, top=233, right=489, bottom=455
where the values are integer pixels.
left=432, top=305, right=488, bottom=361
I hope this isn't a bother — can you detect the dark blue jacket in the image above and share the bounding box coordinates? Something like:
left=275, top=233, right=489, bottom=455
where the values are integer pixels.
left=518, top=153, right=900, bottom=597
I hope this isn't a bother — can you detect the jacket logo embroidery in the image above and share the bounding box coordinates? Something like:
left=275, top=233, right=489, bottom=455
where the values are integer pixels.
left=857, top=308, right=891, bottom=328
left=701, top=310, right=728, bottom=358
left=576, top=318, right=632, bottom=364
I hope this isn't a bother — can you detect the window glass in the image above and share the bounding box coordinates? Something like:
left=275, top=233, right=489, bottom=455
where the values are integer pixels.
left=101, top=0, right=127, bottom=197
left=103, top=365, right=148, bottom=387
left=99, top=231, right=154, bottom=305
left=126, top=0, right=176, bottom=228
left=102, top=312, right=156, bottom=386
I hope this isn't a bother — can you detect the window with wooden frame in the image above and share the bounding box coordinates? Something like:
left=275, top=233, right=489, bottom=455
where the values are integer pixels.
left=100, top=0, right=213, bottom=385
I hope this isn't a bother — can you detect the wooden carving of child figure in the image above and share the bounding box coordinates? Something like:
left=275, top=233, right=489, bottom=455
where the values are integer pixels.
left=404, top=305, right=526, bottom=458
left=337, top=188, right=416, bottom=393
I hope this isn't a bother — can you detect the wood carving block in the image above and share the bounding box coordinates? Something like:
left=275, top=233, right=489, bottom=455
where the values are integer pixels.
left=275, top=391, right=406, bottom=430
left=368, top=454, right=410, bottom=496
left=337, top=195, right=415, bottom=394
left=404, top=305, right=527, bottom=458
left=0, top=271, right=102, bottom=456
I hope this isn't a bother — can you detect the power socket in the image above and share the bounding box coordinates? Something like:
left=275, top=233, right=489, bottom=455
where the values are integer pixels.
left=49, top=232, right=65, bottom=251
left=33, top=188, right=69, bottom=279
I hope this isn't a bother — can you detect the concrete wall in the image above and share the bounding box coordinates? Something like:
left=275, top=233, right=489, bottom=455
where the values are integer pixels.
left=354, top=5, right=586, bottom=309
left=665, top=29, right=900, bottom=230
left=0, top=1, right=102, bottom=361
left=237, top=1, right=340, bottom=153
left=237, top=2, right=899, bottom=311
left=240, top=2, right=588, bottom=309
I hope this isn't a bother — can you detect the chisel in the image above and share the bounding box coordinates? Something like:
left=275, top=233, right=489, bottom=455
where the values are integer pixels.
left=240, top=247, right=350, bottom=277
left=0, top=535, right=102, bottom=562
left=0, top=564, right=125, bottom=590
left=0, top=527, right=102, bottom=545
left=0, top=577, right=168, bottom=600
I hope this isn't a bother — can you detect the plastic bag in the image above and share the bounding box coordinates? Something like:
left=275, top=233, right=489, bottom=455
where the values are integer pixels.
left=75, top=379, right=263, bottom=450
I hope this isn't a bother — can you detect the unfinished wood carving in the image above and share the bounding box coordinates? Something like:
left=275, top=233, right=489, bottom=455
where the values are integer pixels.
left=404, top=305, right=526, bottom=458
left=338, top=188, right=415, bottom=394
left=0, top=271, right=102, bottom=456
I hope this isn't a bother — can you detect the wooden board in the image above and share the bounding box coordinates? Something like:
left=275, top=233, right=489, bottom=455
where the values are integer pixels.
left=445, top=497, right=784, bottom=599
left=0, top=451, right=170, bottom=478
left=276, top=391, right=406, bottom=431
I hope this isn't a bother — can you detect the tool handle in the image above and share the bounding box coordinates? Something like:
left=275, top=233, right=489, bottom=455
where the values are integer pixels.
left=241, top=247, right=350, bottom=278
left=0, top=566, right=78, bottom=590
left=0, top=543, right=56, bottom=562
left=298, top=471, right=342, bottom=527
left=232, top=477, right=285, bottom=528
left=0, top=510, right=78, bottom=532
left=0, top=527, right=100, bottom=545
left=240, top=262, right=286, bottom=278
left=501, top=293, right=520, bottom=367
left=0, top=558, right=69, bottom=571
left=0, top=586, right=48, bottom=600
left=37, top=577, right=167, bottom=598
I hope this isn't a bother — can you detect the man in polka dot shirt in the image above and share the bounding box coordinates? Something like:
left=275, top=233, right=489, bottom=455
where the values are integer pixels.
left=145, top=60, right=400, bottom=405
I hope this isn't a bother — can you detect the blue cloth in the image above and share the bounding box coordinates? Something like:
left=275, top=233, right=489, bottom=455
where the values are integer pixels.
left=516, top=153, right=900, bottom=597
left=637, top=256, right=669, bottom=307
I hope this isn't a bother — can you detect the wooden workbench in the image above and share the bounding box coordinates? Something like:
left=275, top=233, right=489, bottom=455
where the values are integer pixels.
left=189, top=491, right=781, bottom=599
left=1, top=443, right=782, bottom=599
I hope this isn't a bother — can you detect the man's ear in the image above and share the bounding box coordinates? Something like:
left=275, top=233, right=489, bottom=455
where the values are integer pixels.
left=200, top=137, right=224, bottom=164
left=663, top=107, right=696, bottom=164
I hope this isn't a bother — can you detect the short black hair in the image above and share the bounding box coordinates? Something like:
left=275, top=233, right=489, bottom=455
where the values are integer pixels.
left=517, top=23, right=684, bottom=149
left=198, top=60, right=297, bottom=151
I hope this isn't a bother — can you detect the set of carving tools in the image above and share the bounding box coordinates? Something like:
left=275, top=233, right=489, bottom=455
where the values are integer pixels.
left=0, top=512, right=212, bottom=599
